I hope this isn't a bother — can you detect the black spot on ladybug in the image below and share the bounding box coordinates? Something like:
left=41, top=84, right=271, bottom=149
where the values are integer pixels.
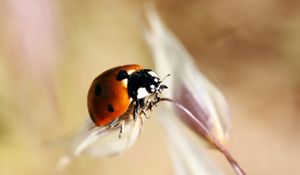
left=107, top=104, right=114, bottom=112
left=95, top=84, right=102, bottom=96
left=116, top=70, right=129, bottom=81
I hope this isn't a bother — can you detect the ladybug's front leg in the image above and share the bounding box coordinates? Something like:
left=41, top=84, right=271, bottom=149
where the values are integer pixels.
left=133, top=99, right=149, bottom=121
left=133, top=100, right=139, bottom=122
left=140, top=98, right=153, bottom=119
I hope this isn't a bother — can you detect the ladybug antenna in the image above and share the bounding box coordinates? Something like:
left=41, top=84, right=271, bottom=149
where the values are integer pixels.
left=160, top=73, right=170, bottom=83
left=157, top=73, right=170, bottom=93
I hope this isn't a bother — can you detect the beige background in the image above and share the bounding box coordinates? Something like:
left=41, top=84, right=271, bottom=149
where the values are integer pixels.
left=0, top=0, right=299, bottom=174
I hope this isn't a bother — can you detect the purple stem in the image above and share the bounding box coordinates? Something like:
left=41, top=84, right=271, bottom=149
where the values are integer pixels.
left=158, top=97, right=246, bottom=175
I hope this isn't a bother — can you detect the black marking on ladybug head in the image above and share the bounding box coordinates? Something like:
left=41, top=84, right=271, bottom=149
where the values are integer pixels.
left=116, top=70, right=129, bottom=81
left=127, top=69, right=162, bottom=99
left=95, top=84, right=102, bottom=96
left=107, top=104, right=114, bottom=112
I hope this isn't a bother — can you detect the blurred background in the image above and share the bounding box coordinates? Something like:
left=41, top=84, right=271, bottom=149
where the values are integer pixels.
left=0, top=0, right=300, bottom=175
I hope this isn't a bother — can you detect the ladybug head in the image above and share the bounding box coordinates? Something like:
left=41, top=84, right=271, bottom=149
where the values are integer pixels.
left=121, top=69, right=168, bottom=100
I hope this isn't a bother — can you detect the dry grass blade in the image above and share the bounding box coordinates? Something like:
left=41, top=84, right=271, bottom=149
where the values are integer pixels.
left=157, top=98, right=246, bottom=175
left=143, top=4, right=246, bottom=175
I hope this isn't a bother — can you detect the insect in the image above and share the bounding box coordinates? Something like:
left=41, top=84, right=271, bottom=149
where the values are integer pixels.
left=87, top=64, right=168, bottom=134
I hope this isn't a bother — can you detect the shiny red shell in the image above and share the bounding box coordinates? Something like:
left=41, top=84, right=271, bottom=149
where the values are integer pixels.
left=87, top=64, right=143, bottom=126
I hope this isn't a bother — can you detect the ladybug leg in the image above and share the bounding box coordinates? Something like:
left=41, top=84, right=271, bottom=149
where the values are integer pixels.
left=147, top=100, right=155, bottom=111
left=118, top=120, right=125, bottom=138
left=139, top=98, right=150, bottom=119
left=133, top=100, right=139, bottom=122
left=109, top=118, right=119, bottom=128
left=145, top=96, right=158, bottom=111
left=108, top=119, right=125, bottom=138
left=139, top=98, right=146, bottom=109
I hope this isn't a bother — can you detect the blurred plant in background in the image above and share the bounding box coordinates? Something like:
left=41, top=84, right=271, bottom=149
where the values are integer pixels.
left=144, top=5, right=244, bottom=175
left=0, top=1, right=150, bottom=175
left=1, top=0, right=300, bottom=175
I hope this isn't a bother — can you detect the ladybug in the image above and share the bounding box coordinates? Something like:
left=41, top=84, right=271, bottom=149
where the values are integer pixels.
left=87, top=64, right=168, bottom=128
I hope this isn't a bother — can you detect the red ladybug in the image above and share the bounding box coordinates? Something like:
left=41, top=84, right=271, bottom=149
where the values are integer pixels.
left=87, top=64, right=168, bottom=127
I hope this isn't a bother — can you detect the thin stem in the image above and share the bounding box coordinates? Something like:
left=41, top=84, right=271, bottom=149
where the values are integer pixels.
left=157, top=97, right=246, bottom=175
